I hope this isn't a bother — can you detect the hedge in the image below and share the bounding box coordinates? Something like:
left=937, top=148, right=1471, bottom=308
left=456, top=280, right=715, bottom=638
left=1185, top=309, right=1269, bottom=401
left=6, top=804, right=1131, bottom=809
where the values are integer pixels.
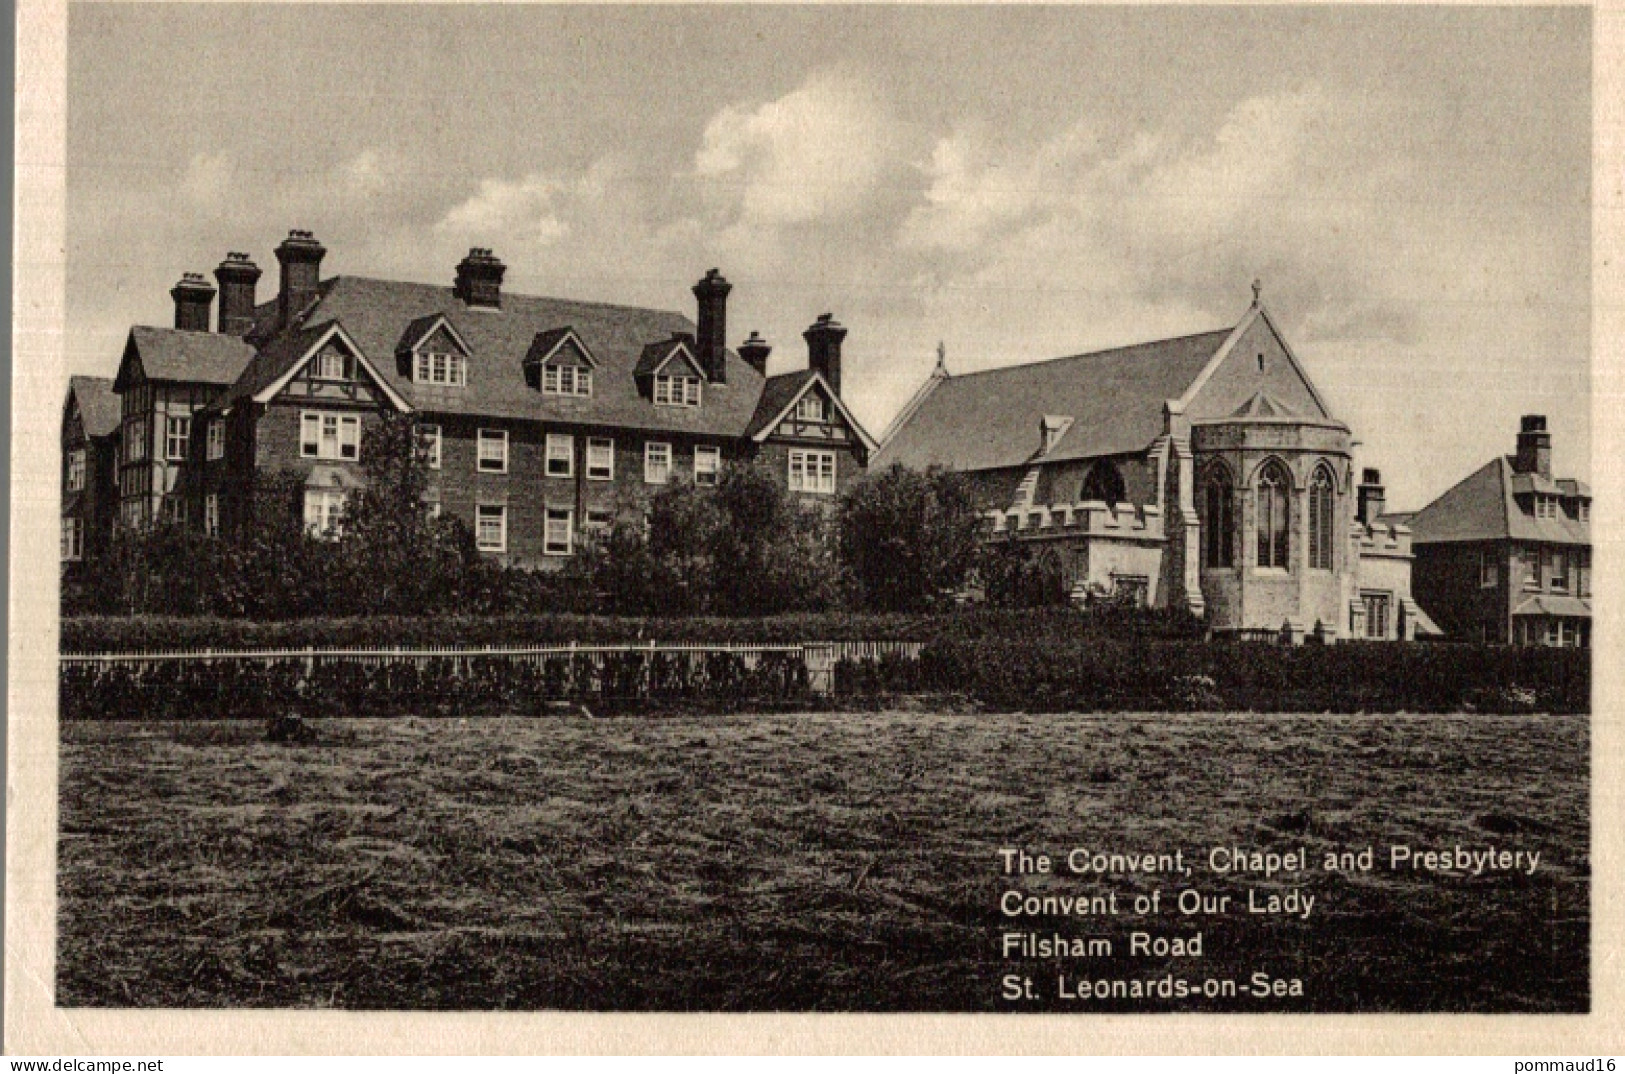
left=60, top=650, right=812, bottom=721
left=837, top=638, right=1589, bottom=714
left=60, top=605, right=1202, bottom=653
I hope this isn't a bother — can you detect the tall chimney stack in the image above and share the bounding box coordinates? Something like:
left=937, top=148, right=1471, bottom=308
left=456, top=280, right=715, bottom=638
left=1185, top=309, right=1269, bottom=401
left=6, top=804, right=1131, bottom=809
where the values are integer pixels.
left=275, top=230, right=326, bottom=329
left=1356, top=467, right=1386, bottom=525
left=454, top=247, right=506, bottom=309
left=803, top=313, right=848, bottom=396
left=692, top=268, right=731, bottom=384
left=170, top=273, right=216, bottom=332
left=738, top=331, right=772, bottom=377
left=214, top=252, right=262, bottom=336
left=1514, top=414, right=1552, bottom=478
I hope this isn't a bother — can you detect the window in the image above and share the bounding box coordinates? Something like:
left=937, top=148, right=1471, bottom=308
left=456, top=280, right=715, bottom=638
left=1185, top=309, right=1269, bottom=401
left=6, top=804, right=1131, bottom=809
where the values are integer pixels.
left=788, top=449, right=836, bottom=494
left=1112, top=575, right=1150, bottom=608
left=654, top=373, right=702, bottom=407
left=585, top=508, right=614, bottom=534
left=542, top=364, right=593, bottom=397
left=587, top=437, right=615, bottom=481
left=60, top=518, right=82, bottom=561
left=544, top=506, right=574, bottom=555
left=546, top=433, right=574, bottom=478
left=413, top=351, right=467, bottom=387
left=644, top=441, right=672, bottom=484
left=1200, top=466, right=1234, bottom=569
left=125, top=418, right=148, bottom=462
left=419, top=424, right=441, bottom=470
left=1256, top=463, right=1290, bottom=569
left=313, top=350, right=354, bottom=380
left=476, top=504, right=507, bottom=552
left=1308, top=467, right=1334, bottom=571
left=1479, top=549, right=1499, bottom=588
left=1523, top=548, right=1543, bottom=590
left=300, top=412, right=360, bottom=461
left=1551, top=548, right=1569, bottom=592
left=795, top=394, right=827, bottom=422
left=695, top=445, right=721, bottom=486
left=165, top=416, right=191, bottom=461
left=204, top=493, right=220, bottom=537
left=1579, top=501, right=1590, bottom=523
left=303, top=489, right=347, bottom=537
left=1579, top=550, right=1591, bottom=598
left=206, top=421, right=225, bottom=461
left=1081, top=462, right=1125, bottom=506
left=66, top=449, right=85, bottom=492
left=1363, top=591, right=1391, bottom=639
left=477, top=428, right=508, bottom=473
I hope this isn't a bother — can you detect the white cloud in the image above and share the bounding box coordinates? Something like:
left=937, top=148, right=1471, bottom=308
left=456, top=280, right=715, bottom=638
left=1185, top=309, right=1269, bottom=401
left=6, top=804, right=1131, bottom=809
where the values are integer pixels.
left=435, top=173, right=569, bottom=248
left=693, top=72, right=900, bottom=228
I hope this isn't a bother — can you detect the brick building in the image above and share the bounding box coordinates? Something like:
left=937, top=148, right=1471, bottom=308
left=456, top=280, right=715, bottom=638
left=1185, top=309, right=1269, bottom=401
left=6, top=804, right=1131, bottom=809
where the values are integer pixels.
left=1406, top=416, right=1591, bottom=647
left=877, top=286, right=1436, bottom=641
left=75, top=230, right=877, bottom=567
left=60, top=375, right=122, bottom=562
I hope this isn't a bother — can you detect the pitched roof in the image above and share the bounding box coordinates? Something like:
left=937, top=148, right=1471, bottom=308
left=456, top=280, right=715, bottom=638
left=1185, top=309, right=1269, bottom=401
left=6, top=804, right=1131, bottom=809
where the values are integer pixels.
left=220, top=320, right=336, bottom=406
left=1409, top=456, right=1590, bottom=547
left=744, top=370, right=817, bottom=438
left=875, top=328, right=1233, bottom=472
left=633, top=335, right=702, bottom=377
left=246, top=276, right=767, bottom=437
left=115, top=326, right=255, bottom=390
left=67, top=375, right=121, bottom=437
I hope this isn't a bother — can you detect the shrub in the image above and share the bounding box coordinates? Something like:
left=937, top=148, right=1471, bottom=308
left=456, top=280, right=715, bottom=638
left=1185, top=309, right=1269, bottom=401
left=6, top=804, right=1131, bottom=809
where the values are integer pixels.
left=838, top=464, right=981, bottom=611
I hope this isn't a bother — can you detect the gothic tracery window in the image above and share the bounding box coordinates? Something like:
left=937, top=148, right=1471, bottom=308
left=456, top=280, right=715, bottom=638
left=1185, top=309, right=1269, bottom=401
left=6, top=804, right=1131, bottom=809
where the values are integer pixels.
left=1080, top=461, right=1126, bottom=506
left=1309, top=466, right=1335, bottom=571
left=1200, top=464, right=1234, bottom=569
left=1256, top=462, right=1291, bottom=570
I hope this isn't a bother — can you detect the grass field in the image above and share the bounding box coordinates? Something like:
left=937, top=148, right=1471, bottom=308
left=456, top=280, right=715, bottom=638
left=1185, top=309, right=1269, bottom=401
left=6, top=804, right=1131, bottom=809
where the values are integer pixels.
left=58, top=711, right=1587, bottom=1011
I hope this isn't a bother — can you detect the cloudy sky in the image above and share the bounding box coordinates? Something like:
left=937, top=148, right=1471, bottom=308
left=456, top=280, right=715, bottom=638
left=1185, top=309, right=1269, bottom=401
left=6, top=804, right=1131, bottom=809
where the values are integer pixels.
left=66, top=5, right=1590, bottom=510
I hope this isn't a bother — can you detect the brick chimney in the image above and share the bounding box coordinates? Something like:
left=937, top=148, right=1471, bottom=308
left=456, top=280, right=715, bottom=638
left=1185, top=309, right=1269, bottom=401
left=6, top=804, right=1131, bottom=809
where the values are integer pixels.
left=738, top=331, right=771, bottom=377
left=170, top=273, right=216, bottom=332
left=692, top=268, right=731, bottom=384
left=213, top=252, right=261, bottom=336
left=455, top=247, right=506, bottom=309
left=804, top=313, right=848, bottom=396
left=275, top=230, right=326, bottom=328
left=1356, top=467, right=1386, bottom=525
left=1514, top=414, right=1552, bottom=478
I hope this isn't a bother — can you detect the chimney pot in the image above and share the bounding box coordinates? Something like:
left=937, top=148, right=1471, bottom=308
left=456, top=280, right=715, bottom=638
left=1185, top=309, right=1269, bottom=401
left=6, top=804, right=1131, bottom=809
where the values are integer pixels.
left=214, top=252, right=263, bottom=336
left=1356, top=467, right=1386, bottom=526
left=170, top=272, right=217, bottom=333
left=1514, top=413, right=1552, bottom=477
left=803, top=313, right=849, bottom=397
left=275, top=229, right=327, bottom=329
left=454, top=247, right=506, bottom=309
left=691, top=269, right=732, bottom=384
left=738, top=330, right=772, bottom=376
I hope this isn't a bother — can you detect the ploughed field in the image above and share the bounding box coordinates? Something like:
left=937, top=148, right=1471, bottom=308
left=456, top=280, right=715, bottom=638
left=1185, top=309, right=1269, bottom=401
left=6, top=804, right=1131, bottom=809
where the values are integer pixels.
left=58, top=712, right=1587, bottom=1011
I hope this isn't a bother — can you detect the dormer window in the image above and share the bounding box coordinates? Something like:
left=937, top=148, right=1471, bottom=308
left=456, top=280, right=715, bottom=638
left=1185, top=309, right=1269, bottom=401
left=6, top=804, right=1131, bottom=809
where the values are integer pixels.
left=655, top=373, right=702, bottom=408
left=414, top=351, right=467, bottom=387
left=796, top=394, right=827, bottom=422
left=542, top=364, right=592, bottom=397
left=1579, top=501, right=1590, bottom=523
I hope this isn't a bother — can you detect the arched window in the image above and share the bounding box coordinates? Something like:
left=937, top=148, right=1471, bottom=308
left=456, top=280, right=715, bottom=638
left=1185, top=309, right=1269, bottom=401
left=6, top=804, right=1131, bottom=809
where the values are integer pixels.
left=1256, top=462, right=1291, bottom=569
left=1200, top=464, right=1234, bottom=569
left=1308, top=466, right=1335, bottom=571
left=1080, top=461, right=1126, bottom=506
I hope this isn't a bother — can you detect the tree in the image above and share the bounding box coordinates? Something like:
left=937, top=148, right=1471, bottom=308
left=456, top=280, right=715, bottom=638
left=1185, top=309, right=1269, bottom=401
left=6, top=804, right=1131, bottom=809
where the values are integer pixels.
left=710, top=463, right=835, bottom=615
left=838, top=463, right=982, bottom=611
left=334, top=411, right=482, bottom=616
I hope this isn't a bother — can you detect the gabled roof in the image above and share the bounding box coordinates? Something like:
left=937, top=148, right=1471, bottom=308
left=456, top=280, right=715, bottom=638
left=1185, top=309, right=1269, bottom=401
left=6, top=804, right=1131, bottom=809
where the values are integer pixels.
left=874, top=328, right=1233, bottom=472
left=235, top=320, right=411, bottom=412
left=525, top=326, right=598, bottom=368
left=634, top=336, right=704, bottom=378
left=396, top=313, right=472, bottom=357
left=66, top=375, right=121, bottom=438
left=1409, top=456, right=1590, bottom=547
left=744, top=369, right=879, bottom=451
left=113, top=326, right=255, bottom=391
left=257, top=276, right=766, bottom=437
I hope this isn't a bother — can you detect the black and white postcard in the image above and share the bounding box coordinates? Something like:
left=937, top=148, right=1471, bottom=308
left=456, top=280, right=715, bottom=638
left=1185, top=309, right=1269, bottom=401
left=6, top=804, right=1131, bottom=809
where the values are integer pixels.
left=7, top=0, right=1622, bottom=1055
